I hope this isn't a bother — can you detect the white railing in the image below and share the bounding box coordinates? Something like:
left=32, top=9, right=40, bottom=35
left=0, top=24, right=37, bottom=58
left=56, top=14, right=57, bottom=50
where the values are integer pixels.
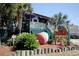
left=30, top=22, right=46, bottom=30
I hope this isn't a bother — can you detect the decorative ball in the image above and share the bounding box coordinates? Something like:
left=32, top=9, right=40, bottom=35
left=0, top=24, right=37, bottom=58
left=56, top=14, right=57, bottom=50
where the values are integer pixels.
left=37, top=32, right=49, bottom=45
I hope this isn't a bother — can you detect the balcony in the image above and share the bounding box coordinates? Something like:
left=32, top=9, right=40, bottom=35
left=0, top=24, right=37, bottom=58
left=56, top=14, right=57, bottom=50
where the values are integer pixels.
left=30, top=22, right=46, bottom=33
left=30, top=22, right=46, bottom=29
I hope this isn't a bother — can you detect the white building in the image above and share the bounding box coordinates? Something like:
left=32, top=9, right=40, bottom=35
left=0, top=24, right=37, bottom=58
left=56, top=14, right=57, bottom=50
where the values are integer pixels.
left=69, top=24, right=79, bottom=36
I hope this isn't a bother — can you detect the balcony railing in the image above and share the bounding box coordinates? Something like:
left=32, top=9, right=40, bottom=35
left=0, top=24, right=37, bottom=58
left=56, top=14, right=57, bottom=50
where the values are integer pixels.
left=30, top=22, right=46, bottom=30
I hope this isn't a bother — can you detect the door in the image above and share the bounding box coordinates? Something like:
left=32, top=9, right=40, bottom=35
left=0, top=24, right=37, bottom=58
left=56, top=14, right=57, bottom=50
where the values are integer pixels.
left=22, top=20, right=30, bottom=33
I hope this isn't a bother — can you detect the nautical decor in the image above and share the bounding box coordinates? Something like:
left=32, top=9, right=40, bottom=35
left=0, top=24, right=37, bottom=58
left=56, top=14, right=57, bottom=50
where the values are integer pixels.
left=37, top=32, right=49, bottom=45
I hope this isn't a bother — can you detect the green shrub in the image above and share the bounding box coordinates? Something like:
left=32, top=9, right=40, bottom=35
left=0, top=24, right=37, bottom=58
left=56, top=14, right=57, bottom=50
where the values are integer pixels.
left=47, top=39, right=53, bottom=44
left=15, top=32, right=39, bottom=50
left=62, top=38, right=67, bottom=47
left=7, top=38, right=14, bottom=46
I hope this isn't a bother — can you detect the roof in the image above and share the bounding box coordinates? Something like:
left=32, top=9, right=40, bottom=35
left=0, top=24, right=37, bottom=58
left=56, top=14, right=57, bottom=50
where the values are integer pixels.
left=24, top=13, right=51, bottom=20
left=33, top=13, right=51, bottom=20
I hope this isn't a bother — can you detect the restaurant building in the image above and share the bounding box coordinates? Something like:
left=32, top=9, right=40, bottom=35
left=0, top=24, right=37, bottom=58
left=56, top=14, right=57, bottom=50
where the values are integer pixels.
left=0, top=13, right=53, bottom=41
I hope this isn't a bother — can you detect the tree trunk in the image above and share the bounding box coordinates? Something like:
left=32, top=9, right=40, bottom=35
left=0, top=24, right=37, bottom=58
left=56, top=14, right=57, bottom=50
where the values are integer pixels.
left=18, top=17, right=22, bottom=34
left=16, top=9, right=23, bottom=34
left=52, top=27, right=57, bottom=45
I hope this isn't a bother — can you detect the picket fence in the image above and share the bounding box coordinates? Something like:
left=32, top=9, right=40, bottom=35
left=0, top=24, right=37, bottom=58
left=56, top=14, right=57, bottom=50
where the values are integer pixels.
left=14, top=46, right=79, bottom=56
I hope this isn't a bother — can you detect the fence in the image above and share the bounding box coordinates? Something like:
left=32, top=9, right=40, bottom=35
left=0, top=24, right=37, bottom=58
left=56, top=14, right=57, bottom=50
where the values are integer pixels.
left=15, top=46, right=79, bottom=56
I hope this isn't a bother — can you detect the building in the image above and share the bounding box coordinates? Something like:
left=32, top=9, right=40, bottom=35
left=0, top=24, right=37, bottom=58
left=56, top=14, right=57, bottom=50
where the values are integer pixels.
left=21, top=13, right=53, bottom=37
left=0, top=13, right=54, bottom=41
left=69, top=24, right=79, bottom=39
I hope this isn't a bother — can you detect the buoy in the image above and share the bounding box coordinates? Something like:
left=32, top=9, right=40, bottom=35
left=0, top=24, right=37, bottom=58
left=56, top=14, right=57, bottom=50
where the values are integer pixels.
left=37, top=32, right=49, bottom=45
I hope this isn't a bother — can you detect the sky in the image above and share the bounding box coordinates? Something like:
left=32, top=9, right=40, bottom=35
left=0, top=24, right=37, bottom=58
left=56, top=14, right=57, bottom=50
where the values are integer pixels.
left=32, top=3, right=79, bottom=26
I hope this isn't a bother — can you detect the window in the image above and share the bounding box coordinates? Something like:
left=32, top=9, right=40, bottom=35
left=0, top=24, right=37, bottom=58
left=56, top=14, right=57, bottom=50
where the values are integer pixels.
left=34, top=19, right=37, bottom=22
left=39, top=18, right=47, bottom=23
left=32, top=17, right=38, bottom=22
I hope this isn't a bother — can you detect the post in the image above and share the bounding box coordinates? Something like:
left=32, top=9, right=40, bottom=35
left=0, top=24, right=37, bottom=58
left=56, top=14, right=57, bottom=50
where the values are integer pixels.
left=0, top=39, right=1, bottom=45
left=68, top=23, right=70, bottom=46
left=12, top=38, right=14, bottom=46
left=12, top=34, right=16, bottom=46
left=29, top=13, right=31, bottom=33
left=0, top=27, right=3, bottom=45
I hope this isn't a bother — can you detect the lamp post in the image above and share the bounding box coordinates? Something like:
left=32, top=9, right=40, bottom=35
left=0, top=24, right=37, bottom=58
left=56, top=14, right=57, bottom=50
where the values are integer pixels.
left=67, top=23, right=70, bottom=46
left=64, top=21, right=70, bottom=46
left=68, top=24, right=70, bottom=46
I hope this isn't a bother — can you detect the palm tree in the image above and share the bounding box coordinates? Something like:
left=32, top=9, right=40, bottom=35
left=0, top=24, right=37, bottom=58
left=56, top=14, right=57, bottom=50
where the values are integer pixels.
left=0, top=4, right=18, bottom=23
left=0, top=3, right=33, bottom=44
left=16, top=3, right=32, bottom=34
left=0, top=3, right=32, bottom=33
left=51, top=12, right=68, bottom=45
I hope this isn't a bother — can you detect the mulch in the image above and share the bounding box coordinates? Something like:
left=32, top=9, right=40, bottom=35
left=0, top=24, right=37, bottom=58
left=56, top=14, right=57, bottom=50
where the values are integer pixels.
left=40, top=44, right=63, bottom=48
left=0, top=46, right=15, bottom=56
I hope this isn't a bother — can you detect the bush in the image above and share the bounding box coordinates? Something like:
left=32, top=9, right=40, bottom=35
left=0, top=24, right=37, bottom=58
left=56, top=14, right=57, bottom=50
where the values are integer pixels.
left=62, top=38, right=67, bottom=47
left=7, top=38, right=13, bottom=46
left=47, top=39, right=53, bottom=44
left=15, top=32, right=39, bottom=50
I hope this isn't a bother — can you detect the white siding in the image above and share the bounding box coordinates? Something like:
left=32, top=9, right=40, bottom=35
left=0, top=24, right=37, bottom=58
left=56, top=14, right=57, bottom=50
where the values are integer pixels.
left=47, top=22, right=54, bottom=33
